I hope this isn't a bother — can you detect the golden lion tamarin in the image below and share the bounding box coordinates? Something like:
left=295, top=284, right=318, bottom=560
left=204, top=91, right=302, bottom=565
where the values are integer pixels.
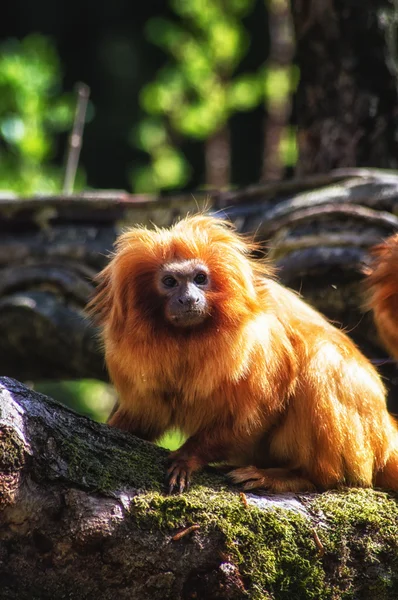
left=88, top=215, right=398, bottom=493
left=366, top=232, right=398, bottom=360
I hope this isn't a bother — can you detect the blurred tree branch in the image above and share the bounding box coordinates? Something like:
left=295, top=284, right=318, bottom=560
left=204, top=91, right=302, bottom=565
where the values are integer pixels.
left=0, top=169, right=397, bottom=396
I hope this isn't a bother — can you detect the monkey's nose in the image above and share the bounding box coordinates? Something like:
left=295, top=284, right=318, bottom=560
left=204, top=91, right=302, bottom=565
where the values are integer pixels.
left=178, top=296, right=199, bottom=306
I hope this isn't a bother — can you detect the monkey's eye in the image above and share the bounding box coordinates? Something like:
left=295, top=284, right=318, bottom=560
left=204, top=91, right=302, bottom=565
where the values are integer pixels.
left=162, top=275, right=178, bottom=288
left=194, top=272, right=208, bottom=285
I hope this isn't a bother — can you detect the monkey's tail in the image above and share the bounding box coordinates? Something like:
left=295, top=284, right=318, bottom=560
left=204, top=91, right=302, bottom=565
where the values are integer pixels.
left=375, top=444, right=398, bottom=491
left=365, top=233, right=398, bottom=359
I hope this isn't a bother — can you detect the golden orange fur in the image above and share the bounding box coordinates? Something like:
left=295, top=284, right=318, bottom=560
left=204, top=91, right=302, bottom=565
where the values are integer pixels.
left=366, top=232, right=398, bottom=360
left=88, top=215, right=398, bottom=493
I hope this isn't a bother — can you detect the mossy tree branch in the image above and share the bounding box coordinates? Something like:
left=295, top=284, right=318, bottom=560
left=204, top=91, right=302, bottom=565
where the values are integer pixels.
left=1, top=376, right=398, bottom=599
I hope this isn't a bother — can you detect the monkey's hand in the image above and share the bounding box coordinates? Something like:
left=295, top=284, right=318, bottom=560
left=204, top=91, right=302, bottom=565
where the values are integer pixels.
left=166, top=429, right=231, bottom=494
left=167, top=454, right=204, bottom=494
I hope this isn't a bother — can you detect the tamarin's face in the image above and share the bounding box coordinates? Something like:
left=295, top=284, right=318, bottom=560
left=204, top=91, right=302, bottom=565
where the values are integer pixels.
left=88, top=215, right=263, bottom=337
left=155, top=259, right=211, bottom=328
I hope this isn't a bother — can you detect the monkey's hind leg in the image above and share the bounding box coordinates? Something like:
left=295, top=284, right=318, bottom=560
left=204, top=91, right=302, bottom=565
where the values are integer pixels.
left=228, top=466, right=316, bottom=493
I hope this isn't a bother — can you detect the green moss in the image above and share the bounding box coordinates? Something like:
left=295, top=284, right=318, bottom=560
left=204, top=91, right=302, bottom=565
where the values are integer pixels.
left=124, top=487, right=398, bottom=599
left=0, top=426, right=26, bottom=472
left=48, top=433, right=166, bottom=493
left=311, top=489, right=398, bottom=599
left=129, top=487, right=329, bottom=599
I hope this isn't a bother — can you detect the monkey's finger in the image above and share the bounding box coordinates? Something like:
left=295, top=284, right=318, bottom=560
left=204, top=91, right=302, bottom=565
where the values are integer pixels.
left=167, top=460, right=181, bottom=475
left=179, top=469, right=192, bottom=494
left=167, top=468, right=179, bottom=494
left=168, top=477, right=178, bottom=495
left=168, top=464, right=185, bottom=494
left=178, top=473, right=186, bottom=494
left=165, top=472, right=174, bottom=493
left=169, top=473, right=186, bottom=495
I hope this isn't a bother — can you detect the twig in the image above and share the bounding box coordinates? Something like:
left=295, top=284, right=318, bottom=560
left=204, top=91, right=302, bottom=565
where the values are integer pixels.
left=172, top=524, right=200, bottom=541
left=312, top=528, right=325, bottom=557
left=239, top=492, right=249, bottom=508
left=370, top=358, right=397, bottom=366
left=63, top=82, right=90, bottom=194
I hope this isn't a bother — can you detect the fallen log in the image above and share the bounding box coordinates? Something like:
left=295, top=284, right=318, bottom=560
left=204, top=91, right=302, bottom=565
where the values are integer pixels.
left=1, top=376, right=398, bottom=599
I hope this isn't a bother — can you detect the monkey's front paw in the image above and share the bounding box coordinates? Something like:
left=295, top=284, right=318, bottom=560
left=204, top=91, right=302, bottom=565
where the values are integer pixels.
left=167, top=459, right=193, bottom=494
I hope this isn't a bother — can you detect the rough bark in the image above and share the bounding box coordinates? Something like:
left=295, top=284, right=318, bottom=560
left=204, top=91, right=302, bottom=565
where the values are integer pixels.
left=1, top=376, right=398, bottom=600
left=1, top=170, right=398, bottom=401
left=292, top=0, right=398, bottom=174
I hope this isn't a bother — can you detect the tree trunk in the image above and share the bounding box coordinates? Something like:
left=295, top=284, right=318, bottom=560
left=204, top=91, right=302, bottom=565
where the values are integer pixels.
left=291, top=0, right=398, bottom=174
left=2, top=376, right=398, bottom=599
left=261, top=0, right=295, bottom=181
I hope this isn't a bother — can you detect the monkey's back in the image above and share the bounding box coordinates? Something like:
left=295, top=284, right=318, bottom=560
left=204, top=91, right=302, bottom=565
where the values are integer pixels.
left=256, top=278, right=397, bottom=488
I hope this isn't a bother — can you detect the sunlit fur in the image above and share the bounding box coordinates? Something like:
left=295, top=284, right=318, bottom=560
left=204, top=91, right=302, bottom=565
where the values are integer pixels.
left=366, top=233, right=398, bottom=360
left=88, top=215, right=398, bottom=493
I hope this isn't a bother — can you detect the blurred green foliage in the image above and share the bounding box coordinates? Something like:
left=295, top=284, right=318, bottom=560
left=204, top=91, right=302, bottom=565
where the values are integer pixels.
left=34, top=380, right=116, bottom=423
left=0, top=12, right=296, bottom=195
left=0, top=8, right=296, bottom=425
left=133, top=0, right=264, bottom=192
left=133, top=0, right=297, bottom=192
left=0, top=34, right=83, bottom=194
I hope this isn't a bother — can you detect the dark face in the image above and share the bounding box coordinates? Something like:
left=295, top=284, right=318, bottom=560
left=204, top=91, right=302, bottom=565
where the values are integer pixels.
left=155, top=259, right=211, bottom=328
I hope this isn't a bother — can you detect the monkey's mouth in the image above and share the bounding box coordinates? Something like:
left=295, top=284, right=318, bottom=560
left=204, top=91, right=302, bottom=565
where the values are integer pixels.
left=169, top=309, right=207, bottom=328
